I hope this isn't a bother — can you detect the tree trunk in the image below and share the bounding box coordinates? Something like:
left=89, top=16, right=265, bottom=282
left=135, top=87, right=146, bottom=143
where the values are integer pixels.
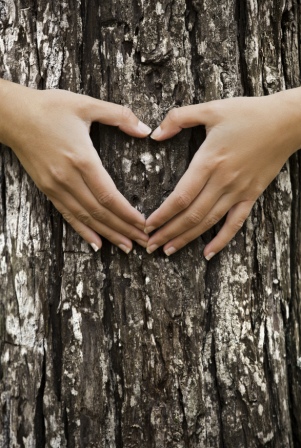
left=0, top=0, right=301, bottom=446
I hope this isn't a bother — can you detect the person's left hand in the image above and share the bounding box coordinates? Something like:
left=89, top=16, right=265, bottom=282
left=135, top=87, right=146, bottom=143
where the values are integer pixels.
left=144, top=93, right=301, bottom=259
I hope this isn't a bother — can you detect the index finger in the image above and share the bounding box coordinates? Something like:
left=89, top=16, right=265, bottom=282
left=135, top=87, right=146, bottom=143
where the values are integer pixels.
left=151, top=103, right=211, bottom=141
left=87, top=98, right=152, bottom=138
left=82, top=151, right=146, bottom=230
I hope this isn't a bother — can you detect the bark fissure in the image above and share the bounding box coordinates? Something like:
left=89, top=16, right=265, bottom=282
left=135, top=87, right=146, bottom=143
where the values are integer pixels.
left=1, top=152, right=6, bottom=232
left=63, top=405, right=70, bottom=448
left=49, top=211, right=64, bottom=401
left=212, top=334, right=225, bottom=448
left=235, top=0, right=249, bottom=96
left=0, top=1, right=300, bottom=446
left=177, top=386, right=189, bottom=447
left=288, top=152, right=301, bottom=446
left=34, top=346, right=46, bottom=447
left=101, top=246, right=125, bottom=448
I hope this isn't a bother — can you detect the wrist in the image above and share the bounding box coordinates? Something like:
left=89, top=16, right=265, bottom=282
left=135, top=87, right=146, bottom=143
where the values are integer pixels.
left=270, top=88, right=301, bottom=157
left=0, top=79, right=17, bottom=146
left=0, top=80, right=37, bottom=149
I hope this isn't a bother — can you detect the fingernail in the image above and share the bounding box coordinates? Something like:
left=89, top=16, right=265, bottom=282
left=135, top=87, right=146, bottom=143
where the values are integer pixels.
left=136, top=239, right=148, bottom=248
left=119, top=244, right=132, bottom=254
left=164, top=246, right=176, bottom=256
left=90, top=243, right=100, bottom=252
left=205, top=252, right=215, bottom=261
left=138, top=121, right=152, bottom=135
left=151, top=126, right=162, bottom=139
left=135, top=223, right=145, bottom=231
left=146, top=244, right=158, bottom=254
left=144, top=226, right=155, bottom=234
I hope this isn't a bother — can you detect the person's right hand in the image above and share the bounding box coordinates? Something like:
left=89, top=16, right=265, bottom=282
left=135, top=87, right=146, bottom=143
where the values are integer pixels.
left=0, top=81, right=151, bottom=253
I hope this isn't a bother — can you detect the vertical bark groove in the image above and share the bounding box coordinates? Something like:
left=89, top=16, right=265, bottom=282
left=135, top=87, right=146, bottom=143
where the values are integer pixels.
left=0, top=0, right=300, bottom=447
left=49, top=212, right=64, bottom=401
left=34, top=347, right=46, bottom=447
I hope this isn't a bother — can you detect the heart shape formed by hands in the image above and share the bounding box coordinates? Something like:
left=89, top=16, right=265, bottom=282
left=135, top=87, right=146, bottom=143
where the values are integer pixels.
left=134, top=93, right=298, bottom=261
left=2, top=80, right=298, bottom=261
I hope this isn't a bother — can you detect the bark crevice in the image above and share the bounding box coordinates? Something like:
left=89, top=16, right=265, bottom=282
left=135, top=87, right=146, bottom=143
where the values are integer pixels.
left=0, top=0, right=300, bottom=446
left=34, top=346, right=46, bottom=448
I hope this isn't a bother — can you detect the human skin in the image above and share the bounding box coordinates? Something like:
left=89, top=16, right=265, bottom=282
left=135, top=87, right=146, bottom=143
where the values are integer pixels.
left=1, top=81, right=300, bottom=258
left=0, top=79, right=151, bottom=253
left=146, top=89, right=301, bottom=259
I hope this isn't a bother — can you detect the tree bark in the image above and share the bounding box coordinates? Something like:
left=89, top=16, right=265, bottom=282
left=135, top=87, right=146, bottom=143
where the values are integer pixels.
left=0, top=0, right=301, bottom=446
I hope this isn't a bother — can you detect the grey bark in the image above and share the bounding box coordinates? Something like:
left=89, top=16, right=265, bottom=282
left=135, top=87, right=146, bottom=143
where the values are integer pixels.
left=0, top=0, right=301, bottom=447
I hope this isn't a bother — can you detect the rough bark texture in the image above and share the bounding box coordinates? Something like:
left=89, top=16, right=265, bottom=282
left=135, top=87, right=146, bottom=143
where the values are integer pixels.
left=0, top=0, right=301, bottom=447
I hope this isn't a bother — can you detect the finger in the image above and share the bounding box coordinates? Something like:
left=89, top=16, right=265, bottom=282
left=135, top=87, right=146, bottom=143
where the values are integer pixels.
left=160, top=197, right=236, bottom=256
left=203, top=201, right=254, bottom=260
left=145, top=150, right=211, bottom=233
left=52, top=199, right=102, bottom=252
left=81, top=152, right=146, bottom=231
left=52, top=198, right=134, bottom=254
left=87, top=98, right=152, bottom=137
left=60, top=179, right=148, bottom=247
left=146, top=187, right=224, bottom=253
left=151, top=103, right=211, bottom=141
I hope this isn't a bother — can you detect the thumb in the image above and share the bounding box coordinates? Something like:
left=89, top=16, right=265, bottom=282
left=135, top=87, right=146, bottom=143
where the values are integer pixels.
left=88, top=97, right=152, bottom=138
left=150, top=103, right=210, bottom=141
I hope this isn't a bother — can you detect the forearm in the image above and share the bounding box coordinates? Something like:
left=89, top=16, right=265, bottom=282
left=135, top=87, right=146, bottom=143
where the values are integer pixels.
left=0, top=79, right=34, bottom=148
left=267, top=87, right=301, bottom=157
left=0, top=79, right=16, bottom=146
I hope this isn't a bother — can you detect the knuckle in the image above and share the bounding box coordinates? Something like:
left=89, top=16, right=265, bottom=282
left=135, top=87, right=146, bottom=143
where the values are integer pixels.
left=126, top=228, right=138, bottom=240
left=210, top=155, right=225, bottom=174
left=77, top=96, right=91, bottom=118
left=64, top=91, right=94, bottom=119
left=50, top=166, right=67, bottom=185
left=96, top=191, right=115, bottom=208
left=68, top=151, right=89, bottom=169
left=167, top=108, right=179, bottom=125
left=174, top=190, right=191, bottom=210
left=90, top=208, right=107, bottom=222
left=204, top=214, right=221, bottom=229
left=77, top=213, right=91, bottom=226
left=219, top=171, right=238, bottom=190
left=62, top=212, right=74, bottom=224
left=121, top=105, right=134, bottom=122
left=186, top=211, right=204, bottom=226
left=231, top=219, right=245, bottom=233
left=196, top=157, right=211, bottom=174
left=40, top=180, right=56, bottom=196
left=206, top=100, right=224, bottom=122
left=252, top=184, right=263, bottom=198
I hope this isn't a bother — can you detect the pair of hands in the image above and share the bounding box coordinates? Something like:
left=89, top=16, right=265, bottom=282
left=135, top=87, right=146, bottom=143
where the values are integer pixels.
left=2, top=82, right=299, bottom=258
